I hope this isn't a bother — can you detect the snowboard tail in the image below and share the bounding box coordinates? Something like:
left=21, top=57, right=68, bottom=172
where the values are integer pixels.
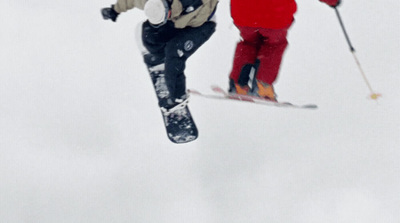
left=162, top=105, right=198, bottom=144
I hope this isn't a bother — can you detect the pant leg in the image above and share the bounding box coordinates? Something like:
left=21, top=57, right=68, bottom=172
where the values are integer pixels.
left=141, top=21, right=177, bottom=64
left=255, top=28, right=289, bottom=85
left=229, top=26, right=262, bottom=85
left=164, top=22, right=216, bottom=99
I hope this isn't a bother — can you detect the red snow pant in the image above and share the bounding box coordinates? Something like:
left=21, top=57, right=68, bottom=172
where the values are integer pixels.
left=229, top=26, right=290, bottom=85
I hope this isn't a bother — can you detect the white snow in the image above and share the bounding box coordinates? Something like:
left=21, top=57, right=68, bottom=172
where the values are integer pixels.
left=1, top=1, right=399, bottom=222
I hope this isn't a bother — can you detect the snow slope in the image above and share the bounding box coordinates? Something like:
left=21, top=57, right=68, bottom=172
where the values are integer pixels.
left=1, top=1, right=399, bottom=222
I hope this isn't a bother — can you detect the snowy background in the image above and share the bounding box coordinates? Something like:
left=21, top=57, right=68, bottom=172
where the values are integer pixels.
left=1, top=0, right=399, bottom=222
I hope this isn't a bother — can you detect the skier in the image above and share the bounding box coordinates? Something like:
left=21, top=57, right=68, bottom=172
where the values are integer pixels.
left=101, top=0, right=218, bottom=143
left=229, top=0, right=341, bottom=101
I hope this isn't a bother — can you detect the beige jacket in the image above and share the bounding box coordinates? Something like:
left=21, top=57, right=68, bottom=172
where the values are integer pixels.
left=113, top=0, right=218, bottom=28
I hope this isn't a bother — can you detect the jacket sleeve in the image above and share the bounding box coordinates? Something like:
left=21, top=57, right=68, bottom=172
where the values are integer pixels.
left=113, top=0, right=146, bottom=13
left=171, top=0, right=218, bottom=28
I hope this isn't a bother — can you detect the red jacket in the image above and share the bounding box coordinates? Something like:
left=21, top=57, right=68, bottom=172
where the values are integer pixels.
left=231, top=0, right=339, bottom=29
left=231, top=0, right=297, bottom=29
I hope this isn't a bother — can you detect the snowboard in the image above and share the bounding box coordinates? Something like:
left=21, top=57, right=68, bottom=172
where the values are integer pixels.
left=189, top=85, right=318, bottom=109
left=147, top=64, right=198, bottom=144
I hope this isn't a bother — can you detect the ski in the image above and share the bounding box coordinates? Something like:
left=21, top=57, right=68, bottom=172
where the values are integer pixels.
left=189, top=85, right=318, bottom=109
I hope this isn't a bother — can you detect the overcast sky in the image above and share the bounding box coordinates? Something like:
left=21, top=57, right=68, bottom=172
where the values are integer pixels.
left=1, top=1, right=399, bottom=222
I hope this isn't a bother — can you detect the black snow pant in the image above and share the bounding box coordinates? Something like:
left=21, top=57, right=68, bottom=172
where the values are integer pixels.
left=142, top=20, right=216, bottom=106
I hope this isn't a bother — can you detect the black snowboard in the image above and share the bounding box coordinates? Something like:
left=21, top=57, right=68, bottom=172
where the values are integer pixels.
left=147, top=64, right=198, bottom=144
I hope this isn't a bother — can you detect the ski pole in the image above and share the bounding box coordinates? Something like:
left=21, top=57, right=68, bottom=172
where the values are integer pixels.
left=334, top=7, right=381, bottom=100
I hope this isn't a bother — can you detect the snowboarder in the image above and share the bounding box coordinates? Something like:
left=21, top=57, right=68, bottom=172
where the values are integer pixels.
left=228, top=0, right=341, bottom=101
left=101, top=0, right=218, bottom=143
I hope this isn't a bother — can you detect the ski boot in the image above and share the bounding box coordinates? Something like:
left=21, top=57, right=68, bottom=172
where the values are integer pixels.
left=250, top=80, right=277, bottom=102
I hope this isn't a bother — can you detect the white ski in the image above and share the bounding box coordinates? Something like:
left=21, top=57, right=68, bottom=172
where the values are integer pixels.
left=189, top=85, right=318, bottom=109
